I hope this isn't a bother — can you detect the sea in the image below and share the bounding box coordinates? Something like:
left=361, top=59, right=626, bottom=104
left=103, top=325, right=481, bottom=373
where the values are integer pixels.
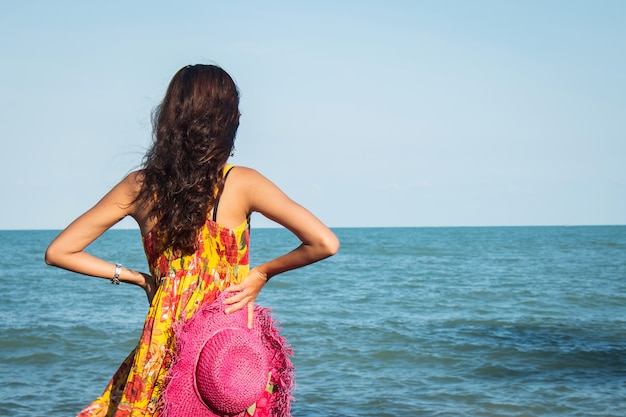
left=0, top=226, right=625, bottom=417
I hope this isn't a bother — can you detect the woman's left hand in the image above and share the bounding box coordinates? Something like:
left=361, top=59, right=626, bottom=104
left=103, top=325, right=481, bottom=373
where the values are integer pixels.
left=223, top=268, right=268, bottom=329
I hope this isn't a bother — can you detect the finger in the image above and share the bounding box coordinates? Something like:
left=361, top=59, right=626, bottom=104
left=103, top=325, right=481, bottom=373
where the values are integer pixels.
left=247, top=302, right=254, bottom=329
left=223, top=292, right=243, bottom=306
left=223, top=284, right=247, bottom=302
left=224, top=298, right=247, bottom=314
left=224, top=283, right=243, bottom=293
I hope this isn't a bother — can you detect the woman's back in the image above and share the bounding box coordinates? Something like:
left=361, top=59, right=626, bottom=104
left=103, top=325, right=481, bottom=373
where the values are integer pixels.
left=45, top=64, right=338, bottom=417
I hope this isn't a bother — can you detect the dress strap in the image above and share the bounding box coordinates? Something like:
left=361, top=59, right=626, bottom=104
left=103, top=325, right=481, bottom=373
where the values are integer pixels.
left=212, top=165, right=236, bottom=222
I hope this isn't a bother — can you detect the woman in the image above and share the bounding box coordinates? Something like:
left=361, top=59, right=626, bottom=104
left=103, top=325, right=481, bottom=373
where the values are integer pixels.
left=45, top=64, right=339, bottom=417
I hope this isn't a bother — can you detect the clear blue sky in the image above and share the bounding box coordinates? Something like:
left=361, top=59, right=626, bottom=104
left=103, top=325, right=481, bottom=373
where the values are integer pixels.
left=1, top=0, right=624, bottom=229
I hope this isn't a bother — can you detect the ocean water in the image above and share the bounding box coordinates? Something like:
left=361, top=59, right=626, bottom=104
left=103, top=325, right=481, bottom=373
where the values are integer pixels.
left=0, top=226, right=625, bottom=417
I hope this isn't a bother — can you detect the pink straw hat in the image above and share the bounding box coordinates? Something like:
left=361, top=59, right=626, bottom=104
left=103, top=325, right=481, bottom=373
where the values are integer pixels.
left=162, top=292, right=294, bottom=417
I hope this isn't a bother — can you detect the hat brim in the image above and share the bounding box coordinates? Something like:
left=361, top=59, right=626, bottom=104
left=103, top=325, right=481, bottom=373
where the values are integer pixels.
left=161, top=293, right=294, bottom=417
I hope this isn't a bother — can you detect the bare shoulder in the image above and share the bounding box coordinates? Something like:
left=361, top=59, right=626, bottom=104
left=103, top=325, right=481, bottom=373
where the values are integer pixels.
left=229, top=166, right=338, bottom=254
left=229, top=166, right=280, bottom=188
left=221, top=166, right=287, bottom=213
left=111, top=170, right=143, bottom=202
left=124, top=170, right=144, bottom=191
left=229, top=165, right=265, bottom=181
left=99, top=170, right=146, bottom=217
left=226, top=166, right=276, bottom=193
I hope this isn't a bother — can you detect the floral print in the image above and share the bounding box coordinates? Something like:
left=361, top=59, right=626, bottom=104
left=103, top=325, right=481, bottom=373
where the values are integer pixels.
left=77, top=177, right=250, bottom=416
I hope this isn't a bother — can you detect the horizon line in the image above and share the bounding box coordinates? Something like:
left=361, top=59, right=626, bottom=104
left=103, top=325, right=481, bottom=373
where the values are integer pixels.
left=1, top=224, right=625, bottom=232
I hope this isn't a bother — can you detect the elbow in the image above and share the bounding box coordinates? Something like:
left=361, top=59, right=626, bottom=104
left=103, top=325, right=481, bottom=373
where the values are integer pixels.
left=321, top=232, right=340, bottom=258
left=44, top=244, right=60, bottom=267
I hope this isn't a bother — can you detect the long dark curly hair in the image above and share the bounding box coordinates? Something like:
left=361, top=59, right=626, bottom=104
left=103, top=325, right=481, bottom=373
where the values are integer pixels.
left=136, top=64, right=240, bottom=254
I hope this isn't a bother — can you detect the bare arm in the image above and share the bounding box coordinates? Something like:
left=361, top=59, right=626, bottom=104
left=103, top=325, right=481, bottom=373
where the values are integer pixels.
left=224, top=168, right=339, bottom=326
left=45, top=173, right=156, bottom=301
left=248, top=176, right=339, bottom=278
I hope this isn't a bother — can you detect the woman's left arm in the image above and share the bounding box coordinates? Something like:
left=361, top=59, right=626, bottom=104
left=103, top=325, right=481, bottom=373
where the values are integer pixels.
left=45, top=173, right=155, bottom=299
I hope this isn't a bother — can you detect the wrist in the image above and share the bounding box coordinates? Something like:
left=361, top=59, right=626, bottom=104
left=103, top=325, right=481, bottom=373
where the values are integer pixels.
left=252, top=267, right=269, bottom=282
left=111, top=263, right=122, bottom=285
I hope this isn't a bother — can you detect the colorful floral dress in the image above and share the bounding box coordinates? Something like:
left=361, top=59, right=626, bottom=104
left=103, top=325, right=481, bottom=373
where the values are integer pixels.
left=78, top=172, right=251, bottom=417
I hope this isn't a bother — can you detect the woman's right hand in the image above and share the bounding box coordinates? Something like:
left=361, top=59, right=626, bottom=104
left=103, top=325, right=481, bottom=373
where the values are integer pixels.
left=141, top=272, right=157, bottom=304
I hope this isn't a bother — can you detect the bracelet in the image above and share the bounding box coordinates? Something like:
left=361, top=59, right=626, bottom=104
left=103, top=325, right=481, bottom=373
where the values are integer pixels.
left=111, top=263, right=122, bottom=285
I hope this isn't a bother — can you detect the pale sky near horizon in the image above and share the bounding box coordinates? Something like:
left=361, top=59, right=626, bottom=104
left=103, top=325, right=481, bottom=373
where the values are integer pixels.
left=1, top=0, right=624, bottom=229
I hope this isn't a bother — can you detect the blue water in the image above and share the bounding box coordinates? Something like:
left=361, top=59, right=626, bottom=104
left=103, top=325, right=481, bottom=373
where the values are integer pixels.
left=1, top=226, right=625, bottom=416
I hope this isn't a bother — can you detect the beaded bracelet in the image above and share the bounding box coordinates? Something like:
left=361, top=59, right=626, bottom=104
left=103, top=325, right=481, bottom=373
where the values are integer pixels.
left=111, top=263, right=122, bottom=285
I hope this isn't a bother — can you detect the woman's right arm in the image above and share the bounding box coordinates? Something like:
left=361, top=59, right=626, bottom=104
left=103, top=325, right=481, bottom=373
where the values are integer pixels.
left=45, top=172, right=156, bottom=302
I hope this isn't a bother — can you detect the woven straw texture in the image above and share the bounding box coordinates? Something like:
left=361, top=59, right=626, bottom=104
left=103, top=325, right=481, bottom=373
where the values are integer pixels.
left=195, top=328, right=269, bottom=414
left=162, top=293, right=294, bottom=417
